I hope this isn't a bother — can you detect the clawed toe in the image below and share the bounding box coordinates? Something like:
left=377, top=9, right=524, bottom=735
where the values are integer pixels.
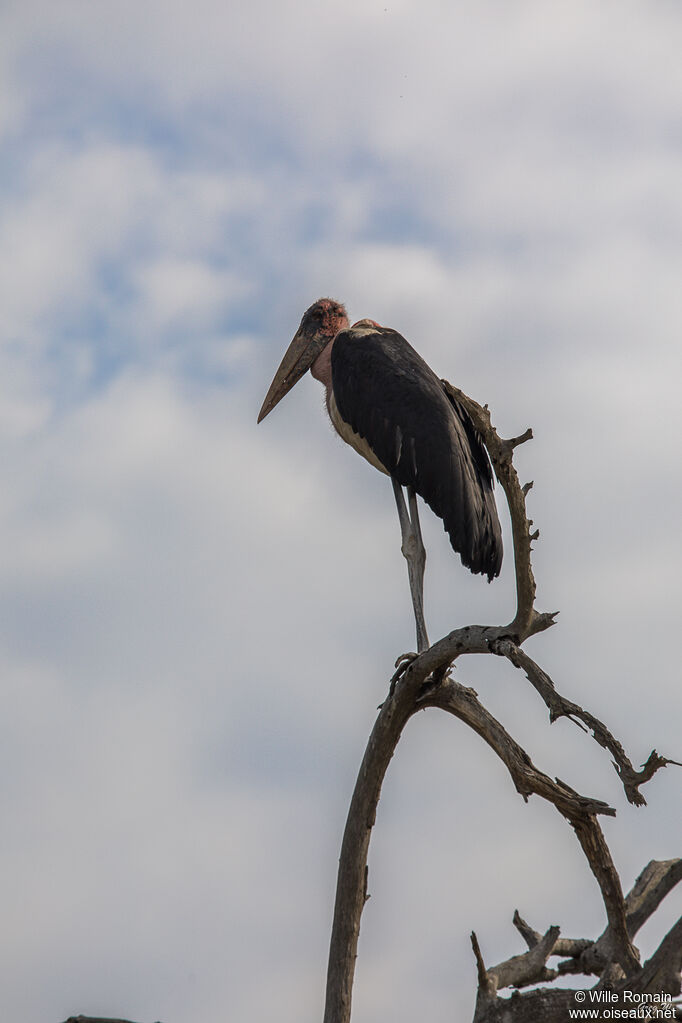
left=383, top=652, right=452, bottom=705
left=385, top=651, right=419, bottom=699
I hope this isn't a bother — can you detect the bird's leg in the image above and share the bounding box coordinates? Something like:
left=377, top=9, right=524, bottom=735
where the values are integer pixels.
left=406, top=486, right=430, bottom=651
left=392, top=479, right=430, bottom=653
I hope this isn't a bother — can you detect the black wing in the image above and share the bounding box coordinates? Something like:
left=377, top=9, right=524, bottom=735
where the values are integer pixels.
left=331, top=325, right=502, bottom=580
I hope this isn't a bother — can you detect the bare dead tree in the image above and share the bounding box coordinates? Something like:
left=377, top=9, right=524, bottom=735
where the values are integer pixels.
left=61, top=1017, right=163, bottom=1023
left=322, top=383, right=681, bottom=1023
left=61, top=390, right=680, bottom=1023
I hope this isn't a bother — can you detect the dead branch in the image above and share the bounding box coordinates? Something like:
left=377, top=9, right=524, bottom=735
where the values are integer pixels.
left=66, top=391, right=678, bottom=1023
left=484, top=924, right=561, bottom=991
left=322, top=390, right=680, bottom=1023
left=441, top=381, right=553, bottom=641
left=418, top=678, right=615, bottom=818
left=470, top=858, right=682, bottom=1021
left=625, top=859, right=682, bottom=937
left=61, top=1017, right=163, bottom=1023
left=491, top=638, right=675, bottom=805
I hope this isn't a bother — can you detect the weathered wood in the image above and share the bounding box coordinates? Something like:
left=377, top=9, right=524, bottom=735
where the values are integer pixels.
left=322, top=389, right=679, bottom=1023
left=62, top=1017, right=163, bottom=1023
left=625, top=859, right=682, bottom=937
left=491, top=638, right=675, bottom=805
left=65, top=391, right=679, bottom=1023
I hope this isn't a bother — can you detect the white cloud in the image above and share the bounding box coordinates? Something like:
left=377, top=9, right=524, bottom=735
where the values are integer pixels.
left=133, top=257, right=249, bottom=332
left=1, top=2, right=681, bottom=1021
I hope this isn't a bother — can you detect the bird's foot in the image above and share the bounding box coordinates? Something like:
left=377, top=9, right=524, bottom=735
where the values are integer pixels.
left=383, top=654, right=452, bottom=706
left=395, top=651, right=419, bottom=671
left=384, top=651, right=418, bottom=700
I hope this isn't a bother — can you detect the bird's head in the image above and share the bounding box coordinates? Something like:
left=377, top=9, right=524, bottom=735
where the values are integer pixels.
left=257, top=298, right=349, bottom=422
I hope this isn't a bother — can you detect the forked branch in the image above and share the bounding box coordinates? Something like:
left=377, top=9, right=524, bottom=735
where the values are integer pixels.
left=470, top=863, right=682, bottom=1022
left=491, top=638, right=675, bottom=806
left=323, top=389, right=679, bottom=1023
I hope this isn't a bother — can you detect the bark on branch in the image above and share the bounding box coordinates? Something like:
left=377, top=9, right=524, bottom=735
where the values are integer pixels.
left=491, top=638, right=675, bottom=806
left=322, top=389, right=680, bottom=1023
left=470, top=862, right=682, bottom=1021
left=61, top=1017, right=164, bottom=1023
left=65, top=391, right=679, bottom=1023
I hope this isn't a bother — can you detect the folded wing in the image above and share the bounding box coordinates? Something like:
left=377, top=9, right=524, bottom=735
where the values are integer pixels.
left=331, top=325, right=502, bottom=580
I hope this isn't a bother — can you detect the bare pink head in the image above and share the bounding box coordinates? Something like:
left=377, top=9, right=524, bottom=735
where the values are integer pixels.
left=257, top=298, right=349, bottom=423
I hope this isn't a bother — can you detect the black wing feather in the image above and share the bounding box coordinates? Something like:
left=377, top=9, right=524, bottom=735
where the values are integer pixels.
left=331, top=326, right=502, bottom=580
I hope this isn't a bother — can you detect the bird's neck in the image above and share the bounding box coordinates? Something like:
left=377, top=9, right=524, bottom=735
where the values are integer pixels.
left=310, top=336, right=334, bottom=391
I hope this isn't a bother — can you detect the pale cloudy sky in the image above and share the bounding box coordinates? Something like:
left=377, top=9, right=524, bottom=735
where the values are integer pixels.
left=1, top=2, right=681, bottom=1021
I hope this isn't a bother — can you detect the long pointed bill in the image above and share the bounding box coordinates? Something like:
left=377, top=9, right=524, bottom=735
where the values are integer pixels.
left=257, top=329, right=327, bottom=423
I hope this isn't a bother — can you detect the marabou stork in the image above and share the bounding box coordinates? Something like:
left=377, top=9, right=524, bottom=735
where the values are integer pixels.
left=257, top=298, right=502, bottom=653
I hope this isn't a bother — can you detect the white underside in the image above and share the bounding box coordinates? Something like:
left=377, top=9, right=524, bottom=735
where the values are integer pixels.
left=327, top=391, right=389, bottom=475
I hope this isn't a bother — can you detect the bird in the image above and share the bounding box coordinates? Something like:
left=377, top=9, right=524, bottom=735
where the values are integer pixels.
left=257, top=298, right=502, bottom=653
